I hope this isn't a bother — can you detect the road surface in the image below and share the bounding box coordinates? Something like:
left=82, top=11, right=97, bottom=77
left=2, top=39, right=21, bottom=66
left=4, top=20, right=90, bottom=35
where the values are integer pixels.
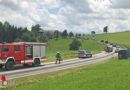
left=0, top=50, right=117, bottom=80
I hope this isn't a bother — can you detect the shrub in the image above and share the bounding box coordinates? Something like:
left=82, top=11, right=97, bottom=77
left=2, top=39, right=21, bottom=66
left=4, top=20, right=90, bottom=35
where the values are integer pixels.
left=69, top=39, right=81, bottom=50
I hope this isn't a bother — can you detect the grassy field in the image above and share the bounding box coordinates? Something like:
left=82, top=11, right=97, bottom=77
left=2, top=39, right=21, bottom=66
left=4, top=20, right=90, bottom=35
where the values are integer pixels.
left=94, top=31, right=130, bottom=48
left=6, top=57, right=130, bottom=90
left=46, top=38, right=105, bottom=62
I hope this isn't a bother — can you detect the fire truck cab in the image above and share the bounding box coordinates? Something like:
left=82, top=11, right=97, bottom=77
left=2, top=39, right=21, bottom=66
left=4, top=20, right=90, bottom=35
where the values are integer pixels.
left=0, top=42, right=46, bottom=70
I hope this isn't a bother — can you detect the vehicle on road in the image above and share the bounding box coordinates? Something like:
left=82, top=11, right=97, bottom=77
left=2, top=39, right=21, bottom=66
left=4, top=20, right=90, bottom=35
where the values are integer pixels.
left=104, top=46, right=113, bottom=52
left=105, top=41, right=109, bottom=44
left=118, top=49, right=130, bottom=59
left=100, top=40, right=104, bottom=43
left=78, top=50, right=92, bottom=58
left=115, top=46, right=120, bottom=53
left=0, top=42, right=46, bottom=70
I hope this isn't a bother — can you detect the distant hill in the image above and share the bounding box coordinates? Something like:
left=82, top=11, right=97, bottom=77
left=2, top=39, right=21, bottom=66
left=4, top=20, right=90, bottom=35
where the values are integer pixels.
left=95, top=31, right=130, bottom=48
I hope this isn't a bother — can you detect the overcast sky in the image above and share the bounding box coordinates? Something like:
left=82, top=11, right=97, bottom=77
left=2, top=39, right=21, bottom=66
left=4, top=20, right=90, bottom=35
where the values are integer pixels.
left=0, top=0, right=130, bottom=34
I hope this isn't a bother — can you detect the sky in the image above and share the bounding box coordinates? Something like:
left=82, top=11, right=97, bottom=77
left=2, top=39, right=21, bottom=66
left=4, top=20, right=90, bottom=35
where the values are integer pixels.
left=0, top=0, right=130, bottom=34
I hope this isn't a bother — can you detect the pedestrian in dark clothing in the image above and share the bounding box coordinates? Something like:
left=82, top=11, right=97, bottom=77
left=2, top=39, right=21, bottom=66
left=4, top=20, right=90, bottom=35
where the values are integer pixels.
left=55, top=52, right=62, bottom=64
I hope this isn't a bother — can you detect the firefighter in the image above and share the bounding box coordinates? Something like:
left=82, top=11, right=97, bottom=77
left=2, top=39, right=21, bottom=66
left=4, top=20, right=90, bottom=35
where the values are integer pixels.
left=55, top=52, right=62, bottom=64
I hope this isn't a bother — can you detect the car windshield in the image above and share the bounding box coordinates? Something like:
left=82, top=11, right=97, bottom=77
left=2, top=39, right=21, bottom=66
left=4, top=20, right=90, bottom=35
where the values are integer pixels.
left=2, top=46, right=9, bottom=52
left=0, top=46, right=1, bottom=49
left=119, top=50, right=126, bottom=54
left=79, top=51, right=85, bottom=53
left=86, top=51, right=90, bottom=53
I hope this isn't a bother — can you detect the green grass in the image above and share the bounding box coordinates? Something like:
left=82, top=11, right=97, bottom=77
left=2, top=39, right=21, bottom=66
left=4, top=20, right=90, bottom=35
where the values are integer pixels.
left=94, top=31, right=130, bottom=48
left=46, top=38, right=105, bottom=62
left=6, top=57, right=130, bottom=90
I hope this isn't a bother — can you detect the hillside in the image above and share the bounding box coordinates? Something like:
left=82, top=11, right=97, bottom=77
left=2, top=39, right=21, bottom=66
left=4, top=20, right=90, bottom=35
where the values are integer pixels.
left=94, top=31, right=130, bottom=48
left=47, top=38, right=105, bottom=62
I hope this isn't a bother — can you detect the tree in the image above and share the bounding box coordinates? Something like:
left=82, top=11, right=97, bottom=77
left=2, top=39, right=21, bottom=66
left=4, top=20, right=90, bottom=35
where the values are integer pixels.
left=54, top=30, right=60, bottom=39
left=69, top=39, right=81, bottom=50
left=31, top=24, right=41, bottom=33
left=21, top=31, right=36, bottom=42
left=91, top=31, right=96, bottom=40
left=62, top=29, right=68, bottom=38
left=46, top=31, right=52, bottom=39
left=69, top=31, right=74, bottom=38
left=38, top=34, right=49, bottom=42
left=103, top=26, right=108, bottom=33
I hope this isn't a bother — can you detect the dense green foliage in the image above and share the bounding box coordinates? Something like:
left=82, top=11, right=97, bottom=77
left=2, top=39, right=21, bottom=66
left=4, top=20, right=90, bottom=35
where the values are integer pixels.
left=61, top=29, right=68, bottom=38
left=69, top=39, right=81, bottom=50
left=68, top=31, right=74, bottom=38
left=0, top=21, right=28, bottom=42
left=0, top=22, right=51, bottom=42
left=103, top=26, right=108, bottom=33
left=0, top=21, right=73, bottom=43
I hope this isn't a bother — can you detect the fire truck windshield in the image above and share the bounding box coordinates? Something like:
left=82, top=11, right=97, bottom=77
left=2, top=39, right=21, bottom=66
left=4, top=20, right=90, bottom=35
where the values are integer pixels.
left=0, top=46, right=2, bottom=50
left=1, top=46, right=9, bottom=52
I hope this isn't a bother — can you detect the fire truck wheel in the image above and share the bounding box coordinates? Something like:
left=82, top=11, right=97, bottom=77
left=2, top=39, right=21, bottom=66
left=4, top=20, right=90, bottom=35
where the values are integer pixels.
left=32, top=59, right=40, bottom=67
left=5, top=61, right=15, bottom=70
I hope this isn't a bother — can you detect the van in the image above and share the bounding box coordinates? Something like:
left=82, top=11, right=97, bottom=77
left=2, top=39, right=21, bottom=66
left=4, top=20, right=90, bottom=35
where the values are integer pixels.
left=118, top=49, right=130, bottom=59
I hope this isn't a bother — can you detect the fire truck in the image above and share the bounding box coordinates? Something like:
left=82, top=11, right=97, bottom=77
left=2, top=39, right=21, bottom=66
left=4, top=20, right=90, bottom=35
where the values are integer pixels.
left=0, top=42, right=46, bottom=70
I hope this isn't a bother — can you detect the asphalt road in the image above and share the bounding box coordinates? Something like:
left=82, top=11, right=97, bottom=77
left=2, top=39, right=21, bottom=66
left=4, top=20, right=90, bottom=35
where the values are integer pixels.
left=0, top=50, right=117, bottom=80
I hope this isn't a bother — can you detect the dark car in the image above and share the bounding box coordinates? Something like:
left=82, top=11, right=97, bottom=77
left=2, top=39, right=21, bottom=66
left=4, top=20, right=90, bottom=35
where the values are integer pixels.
left=104, top=46, right=113, bottom=52
left=100, top=40, right=104, bottom=43
left=112, top=44, right=117, bottom=47
left=105, top=41, right=109, bottom=44
left=118, top=49, right=130, bottom=59
left=78, top=50, right=92, bottom=58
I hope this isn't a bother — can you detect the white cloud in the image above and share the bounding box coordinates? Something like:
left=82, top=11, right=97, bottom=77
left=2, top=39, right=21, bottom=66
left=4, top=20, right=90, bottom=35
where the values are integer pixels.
left=111, top=0, right=130, bottom=9
left=0, top=0, right=129, bottom=34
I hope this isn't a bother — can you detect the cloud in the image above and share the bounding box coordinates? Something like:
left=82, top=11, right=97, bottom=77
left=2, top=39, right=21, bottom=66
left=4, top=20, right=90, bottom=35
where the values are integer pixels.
left=0, top=0, right=129, bottom=34
left=111, top=0, right=130, bottom=9
left=62, top=0, right=92, bottom=13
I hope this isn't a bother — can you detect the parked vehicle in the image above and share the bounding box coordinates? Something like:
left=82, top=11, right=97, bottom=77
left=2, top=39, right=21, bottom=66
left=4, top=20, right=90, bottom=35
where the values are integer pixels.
left=112, top=44, right=117, bottom=47
left=104, top=46, right=113, bottom=52
left=115, top=46, right=120, bottom=53
left=0, top=42, right=46, bottom=70
left=105, top=41, right=109, bottom=44
left=78, top=50, right=92, bottom=58
left=100, top=40, right=104, bottom=43
left=118, top=49, right=130, bottom=59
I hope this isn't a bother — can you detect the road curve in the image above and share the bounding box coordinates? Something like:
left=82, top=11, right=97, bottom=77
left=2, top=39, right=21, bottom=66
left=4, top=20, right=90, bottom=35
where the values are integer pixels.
left=0, top=51, right=117, bottom=80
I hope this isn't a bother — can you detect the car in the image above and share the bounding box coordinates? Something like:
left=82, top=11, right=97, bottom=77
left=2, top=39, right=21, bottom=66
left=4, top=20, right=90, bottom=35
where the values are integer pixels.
left=105, top=41, right=109, bottom=44
left=112, top=44, right=117, bottom=47
left=118, top=49, right=130, bottom=59
left=115, top=46, right=120, bottom=53
left=78, top=50, right=92, bottom=58
left=100, top=40, right=104, bottom=43
left=104, top=46, right=113, bottom=52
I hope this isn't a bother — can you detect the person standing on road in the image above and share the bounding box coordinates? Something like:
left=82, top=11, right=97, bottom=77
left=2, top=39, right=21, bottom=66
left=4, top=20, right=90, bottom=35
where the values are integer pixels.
left=55, top=52, right=62, bottom=64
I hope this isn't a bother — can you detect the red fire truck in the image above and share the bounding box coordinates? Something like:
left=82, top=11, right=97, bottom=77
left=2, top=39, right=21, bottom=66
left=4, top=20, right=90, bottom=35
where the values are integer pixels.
left=0, top=42, right=46, bottom=70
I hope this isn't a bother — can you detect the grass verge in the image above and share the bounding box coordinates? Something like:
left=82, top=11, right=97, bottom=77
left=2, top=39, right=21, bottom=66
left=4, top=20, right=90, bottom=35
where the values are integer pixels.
left=5, top=57, right=130, bottom=90
left=47, top=38, right=105, bottom=62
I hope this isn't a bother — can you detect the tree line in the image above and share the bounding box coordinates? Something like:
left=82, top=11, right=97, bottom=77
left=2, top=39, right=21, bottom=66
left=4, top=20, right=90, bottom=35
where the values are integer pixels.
left=0, top=21, right=76, bottom=43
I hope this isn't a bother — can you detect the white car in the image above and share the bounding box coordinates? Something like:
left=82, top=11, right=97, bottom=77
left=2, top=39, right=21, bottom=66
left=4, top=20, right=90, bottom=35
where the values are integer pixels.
left=115, top=46, right=120, bottom=53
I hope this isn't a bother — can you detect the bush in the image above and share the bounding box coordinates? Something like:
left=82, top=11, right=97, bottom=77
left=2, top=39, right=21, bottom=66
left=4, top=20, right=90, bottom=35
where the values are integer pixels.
left=69, top=39, right=81, bottom=50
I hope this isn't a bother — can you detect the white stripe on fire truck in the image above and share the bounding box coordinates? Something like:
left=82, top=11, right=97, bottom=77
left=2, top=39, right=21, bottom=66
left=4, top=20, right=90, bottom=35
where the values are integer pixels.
left=21, top=60, right=33, bottom=63
left=21, top=59, right=46, bottom=63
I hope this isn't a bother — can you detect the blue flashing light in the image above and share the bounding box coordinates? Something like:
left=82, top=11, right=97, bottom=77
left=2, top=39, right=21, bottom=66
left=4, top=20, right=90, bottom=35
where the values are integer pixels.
left=2, top=42, right=6, bottom=44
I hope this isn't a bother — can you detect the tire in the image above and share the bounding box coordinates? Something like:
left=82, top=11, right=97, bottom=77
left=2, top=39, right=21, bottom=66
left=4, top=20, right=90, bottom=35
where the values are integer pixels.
left=90, top=55, right=92, bottom=58
left=0, top=64, right=3, bottom=69
left=5, top=61, right=15, bottom=70
left=32, top=59, right=40, bottom=67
